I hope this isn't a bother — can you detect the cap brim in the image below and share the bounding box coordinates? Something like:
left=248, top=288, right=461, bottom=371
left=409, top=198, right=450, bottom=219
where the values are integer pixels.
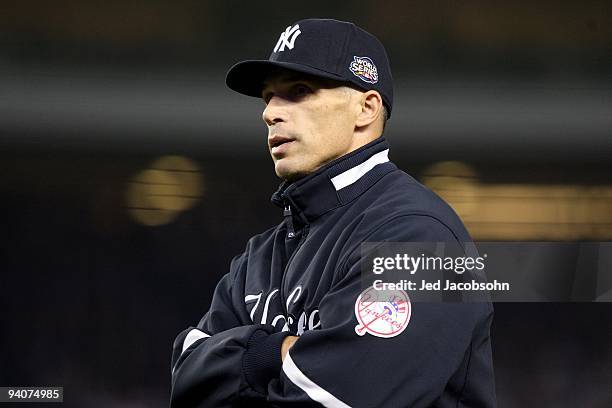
left=225, top=60, right=347, bottom=98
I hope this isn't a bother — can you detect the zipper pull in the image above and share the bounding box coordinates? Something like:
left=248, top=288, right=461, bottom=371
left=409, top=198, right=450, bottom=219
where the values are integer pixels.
left=283, top=204, right=296, bottom=239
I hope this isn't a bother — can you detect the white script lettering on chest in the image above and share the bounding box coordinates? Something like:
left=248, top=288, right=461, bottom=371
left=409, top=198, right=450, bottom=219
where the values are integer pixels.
left=245, top=285, right=321, bottom=335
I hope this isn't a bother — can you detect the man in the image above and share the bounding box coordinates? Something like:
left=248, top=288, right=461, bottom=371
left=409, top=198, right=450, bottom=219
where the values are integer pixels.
left=171, top=18, right=496, bottom=407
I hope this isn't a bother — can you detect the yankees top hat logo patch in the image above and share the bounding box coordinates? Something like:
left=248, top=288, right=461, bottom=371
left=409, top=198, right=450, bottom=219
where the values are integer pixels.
left=354, top=287, right=411, bottom=338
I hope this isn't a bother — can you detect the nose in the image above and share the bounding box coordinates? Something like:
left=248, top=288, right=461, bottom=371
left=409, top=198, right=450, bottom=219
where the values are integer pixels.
left=262, top=96, right=286, bottom=126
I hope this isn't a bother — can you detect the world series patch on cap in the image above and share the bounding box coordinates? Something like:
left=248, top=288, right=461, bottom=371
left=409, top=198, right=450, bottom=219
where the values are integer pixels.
left=225, top=18, right=394, bottom=117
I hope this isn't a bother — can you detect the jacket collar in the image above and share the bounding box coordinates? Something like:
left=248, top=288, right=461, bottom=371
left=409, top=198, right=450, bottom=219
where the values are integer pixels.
left=271, top=137, right=397, bottom=222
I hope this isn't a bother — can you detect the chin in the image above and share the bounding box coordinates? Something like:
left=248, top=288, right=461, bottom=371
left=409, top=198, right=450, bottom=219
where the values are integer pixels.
left=275, top=162, right=309, bottom=182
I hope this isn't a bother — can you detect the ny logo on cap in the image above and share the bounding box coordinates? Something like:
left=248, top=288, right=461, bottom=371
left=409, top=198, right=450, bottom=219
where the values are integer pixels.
left=273, top=24, right=301, bottom=52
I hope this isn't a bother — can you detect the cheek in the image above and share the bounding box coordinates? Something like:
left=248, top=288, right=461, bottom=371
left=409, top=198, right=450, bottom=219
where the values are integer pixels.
left=319, top=103, right=354, bottom=146
left=297, top=96, right=355, bottom=163
left=312, top=102, right=347, bottom=135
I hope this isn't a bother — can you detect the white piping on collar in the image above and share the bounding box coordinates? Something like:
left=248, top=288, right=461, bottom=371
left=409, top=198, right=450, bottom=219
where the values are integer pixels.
left=330, top=149, right=389, bottom=191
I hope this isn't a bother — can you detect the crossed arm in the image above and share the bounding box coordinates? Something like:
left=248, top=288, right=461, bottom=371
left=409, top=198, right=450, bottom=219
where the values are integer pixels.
left=170, top=216, right=496, bottom=408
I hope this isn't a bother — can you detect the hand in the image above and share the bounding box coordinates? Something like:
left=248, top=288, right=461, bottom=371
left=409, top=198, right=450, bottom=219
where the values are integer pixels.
left=281, top=335, right=299, bottom=362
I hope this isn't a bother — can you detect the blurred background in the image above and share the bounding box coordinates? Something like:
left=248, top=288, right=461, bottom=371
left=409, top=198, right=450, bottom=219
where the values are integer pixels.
left=1, top=1, right=611, bottom=406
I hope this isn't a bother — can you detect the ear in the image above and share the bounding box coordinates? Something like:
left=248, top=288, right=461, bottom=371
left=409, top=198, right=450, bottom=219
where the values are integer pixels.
left=355, top=90, right=383, bottom=128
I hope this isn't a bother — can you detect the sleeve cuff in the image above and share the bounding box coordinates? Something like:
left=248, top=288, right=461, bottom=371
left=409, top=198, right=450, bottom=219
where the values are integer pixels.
left=242, top=330, right=292, bottom=394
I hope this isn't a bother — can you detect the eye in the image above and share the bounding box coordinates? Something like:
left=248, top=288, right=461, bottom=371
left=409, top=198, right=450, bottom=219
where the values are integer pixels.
left=292, top=83, right=312, bottom=98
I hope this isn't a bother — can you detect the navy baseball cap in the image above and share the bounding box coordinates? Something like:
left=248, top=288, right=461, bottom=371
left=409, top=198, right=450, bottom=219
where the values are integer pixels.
left=226, top=18, right=394, bottom=117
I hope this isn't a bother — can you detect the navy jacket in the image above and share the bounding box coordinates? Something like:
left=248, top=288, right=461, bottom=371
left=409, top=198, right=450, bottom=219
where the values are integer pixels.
left=170, top=137, right=496, bottom=407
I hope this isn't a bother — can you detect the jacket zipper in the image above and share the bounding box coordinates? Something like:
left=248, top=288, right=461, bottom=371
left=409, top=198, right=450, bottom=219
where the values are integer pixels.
left=283, top=204, right=296, bottom=239
left=279, top=199, right=309, bottom=321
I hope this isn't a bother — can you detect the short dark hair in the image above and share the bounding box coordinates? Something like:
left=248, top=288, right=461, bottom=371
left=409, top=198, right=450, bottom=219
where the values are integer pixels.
left=381, top=105, right=388, bottom=132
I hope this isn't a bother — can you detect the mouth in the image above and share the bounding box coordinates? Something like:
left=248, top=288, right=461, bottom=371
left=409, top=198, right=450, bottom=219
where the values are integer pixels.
left=268, top=135, right=296, bottom=154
